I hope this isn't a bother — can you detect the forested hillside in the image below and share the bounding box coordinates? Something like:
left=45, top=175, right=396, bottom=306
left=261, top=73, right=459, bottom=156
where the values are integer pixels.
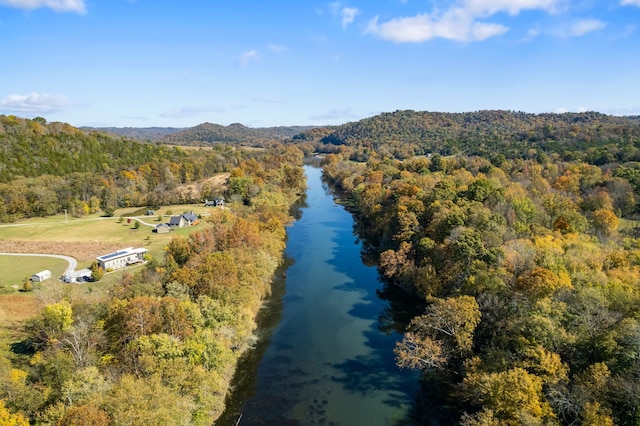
left=0, top=115, right=306, bottom=425
left=306, top=110, right=640, bottom=163
left=322, top=130, right=640, bottom=424
left=81, top=126, right=185, bottom=141
left=158, top=122, right=315, bottom=146
left=0, top=116, right=249, bottom=222
left=0, top=115, right=188, bottom=182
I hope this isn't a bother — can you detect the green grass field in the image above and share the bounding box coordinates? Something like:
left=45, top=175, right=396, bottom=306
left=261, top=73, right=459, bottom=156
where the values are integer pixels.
left=0, top=256, right=68, bottom=293
left=0, top=204, right=217, bottom=299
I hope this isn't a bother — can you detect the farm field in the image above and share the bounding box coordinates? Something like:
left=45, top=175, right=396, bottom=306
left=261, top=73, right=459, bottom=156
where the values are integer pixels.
left=0, top=204, right=221, bottom=332
left=0, top=204, right=215, bottom=258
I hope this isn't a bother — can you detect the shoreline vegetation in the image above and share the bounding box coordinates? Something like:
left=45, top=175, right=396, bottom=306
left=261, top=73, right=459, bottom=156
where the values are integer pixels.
left=0, top=115, right=307, bottom=425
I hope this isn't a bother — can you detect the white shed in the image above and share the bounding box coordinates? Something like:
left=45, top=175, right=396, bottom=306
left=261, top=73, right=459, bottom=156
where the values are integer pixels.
left=31, top=270, right=52, bottom=282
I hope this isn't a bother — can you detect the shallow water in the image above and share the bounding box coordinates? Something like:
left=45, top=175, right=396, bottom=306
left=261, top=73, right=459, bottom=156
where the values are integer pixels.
left=218, top=165, right=419, bottom=426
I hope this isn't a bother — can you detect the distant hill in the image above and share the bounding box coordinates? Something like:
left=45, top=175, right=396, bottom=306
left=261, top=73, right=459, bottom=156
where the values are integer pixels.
left=82, top=123, right=318, bottom=145
left=300, top=110, right=640, bottom=159
left=81, top=126, right=185, bottom=140
left=0, top=115, right=187, bottom=182
left=158, top=122, right=317, bottom=146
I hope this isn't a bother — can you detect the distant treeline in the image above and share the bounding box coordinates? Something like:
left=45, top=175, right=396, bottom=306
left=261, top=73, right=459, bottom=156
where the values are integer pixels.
left=297, top=110, right=640, bottom=163
left=157, top=122, right=316, bottom=146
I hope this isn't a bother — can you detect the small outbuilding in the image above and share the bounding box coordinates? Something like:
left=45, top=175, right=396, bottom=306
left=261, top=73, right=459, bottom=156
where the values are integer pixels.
left=205, top=197, right=225, bottom=207
left=155, top=223, right=171, bottom=234
left=32, top=270, right=52, bottom=282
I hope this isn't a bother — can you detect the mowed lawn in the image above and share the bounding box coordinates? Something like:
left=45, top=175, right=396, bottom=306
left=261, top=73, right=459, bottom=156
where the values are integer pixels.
left=0, top=204, right=215, bottom=259
left=0, top=204, right=218, bottom=327
left=0, top=256, right=68, bottom=291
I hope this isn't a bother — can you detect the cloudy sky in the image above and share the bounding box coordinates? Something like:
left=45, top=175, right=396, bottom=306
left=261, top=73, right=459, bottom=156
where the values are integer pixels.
left=1, top=0, right=639, bottom=127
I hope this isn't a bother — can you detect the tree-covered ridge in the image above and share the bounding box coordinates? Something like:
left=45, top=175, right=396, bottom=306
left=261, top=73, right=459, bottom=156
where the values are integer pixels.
left=0, top=115, right=188, bottom=183
left=80, top=126, right=186, bottom=141
left=323, top=151, right=640, bottom=425
left=158, top=122, right=316, bottom=146
left=0, top=116, right=258, bottom=222
left=0, top=145, right=307, bottom=425
left=306, top=110, right=640, bottom=161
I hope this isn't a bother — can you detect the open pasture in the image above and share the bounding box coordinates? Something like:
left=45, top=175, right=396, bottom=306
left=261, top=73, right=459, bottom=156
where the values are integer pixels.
left=0, top=203, right=217, bottom=326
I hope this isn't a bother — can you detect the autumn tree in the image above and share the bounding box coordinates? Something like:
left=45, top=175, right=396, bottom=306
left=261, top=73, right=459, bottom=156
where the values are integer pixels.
left=0, top=399, right=29, bottom=426
left=591, top=208, right=619, bottom=237
left=396, top=295, right=481, bottom=370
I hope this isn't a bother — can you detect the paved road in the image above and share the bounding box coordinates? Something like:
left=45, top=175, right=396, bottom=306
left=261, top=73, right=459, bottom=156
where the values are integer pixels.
left=0, top=253, right=78, bottom=275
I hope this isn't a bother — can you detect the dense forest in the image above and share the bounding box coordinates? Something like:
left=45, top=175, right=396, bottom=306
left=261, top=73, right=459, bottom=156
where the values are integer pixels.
left=157, top=122, right=316, bottom=146
left=0, top=116, right=263, bottom=222
left=80, top=127, right=185, bottom=141
left=300, top=110, right=640, bottom=165
left=0, top=115, right=306, bottom=425
left=82, top=124, right=316, bottom=144
left=321, top=111, right=640, bottom=425
left=4, top=109, right=640, bottom=424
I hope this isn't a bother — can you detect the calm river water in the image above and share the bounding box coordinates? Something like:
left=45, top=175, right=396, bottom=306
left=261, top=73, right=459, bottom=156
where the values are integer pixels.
left=217, top=165, right=419, bottom=425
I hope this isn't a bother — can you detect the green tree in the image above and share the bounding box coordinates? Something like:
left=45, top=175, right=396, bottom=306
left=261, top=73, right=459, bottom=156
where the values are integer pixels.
left=90, top=262, right=104, bottom=282
left=462, top=367, right=555, bottom=425
left=395, top=295, right=481, bottom=370
left=104, top=375, right=193, bottom=426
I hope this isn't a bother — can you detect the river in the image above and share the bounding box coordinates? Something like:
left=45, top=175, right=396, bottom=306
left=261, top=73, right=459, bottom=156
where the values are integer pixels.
left=218, top=165, right=419, bottom=425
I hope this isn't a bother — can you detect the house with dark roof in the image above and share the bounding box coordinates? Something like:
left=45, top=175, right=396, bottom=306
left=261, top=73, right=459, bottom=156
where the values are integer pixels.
left=168, top=215, right=186, bottom=228
left=205, top=197, right=225, bottom=207
left=182, top=211, right=198, bottom=225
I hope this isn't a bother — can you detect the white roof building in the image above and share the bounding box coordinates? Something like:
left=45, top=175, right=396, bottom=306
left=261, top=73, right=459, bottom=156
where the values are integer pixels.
left=96, top=247, right=148, bottom=271
left=31, top=270, right=52, bottom=282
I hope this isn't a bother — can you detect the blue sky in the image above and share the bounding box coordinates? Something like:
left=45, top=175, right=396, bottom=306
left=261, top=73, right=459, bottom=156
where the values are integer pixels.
left=1, top=0, right=639, bottom=128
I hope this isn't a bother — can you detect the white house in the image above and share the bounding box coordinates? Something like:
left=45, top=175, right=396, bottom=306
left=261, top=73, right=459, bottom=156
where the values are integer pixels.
left=31, top=270, right=52, bottom=282
left=96, top=247, right=148, bottom=270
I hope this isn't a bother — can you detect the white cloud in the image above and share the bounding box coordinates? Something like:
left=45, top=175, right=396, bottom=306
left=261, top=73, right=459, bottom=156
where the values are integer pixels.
left=238, top=50, right=259, bottom=67
left=329, top=2, right=359, bottom=28
left=526, top=27, right=541, bottom=39
left=0, top=0, right=86, bottom=13
left=0, top=92, right=69, bottom=114
left=366, top=10, right=508, bottom=42
left=365, top=0, right=563, bottom=42
left=267, top=44, right=288, bottom=53
left=621, top=0, right=640, bottom=6
left=341, top=6, right=359, bottom=28
left=569, top=18, right=606, bottom=36
left=463, top=0, right=561, bottom=16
